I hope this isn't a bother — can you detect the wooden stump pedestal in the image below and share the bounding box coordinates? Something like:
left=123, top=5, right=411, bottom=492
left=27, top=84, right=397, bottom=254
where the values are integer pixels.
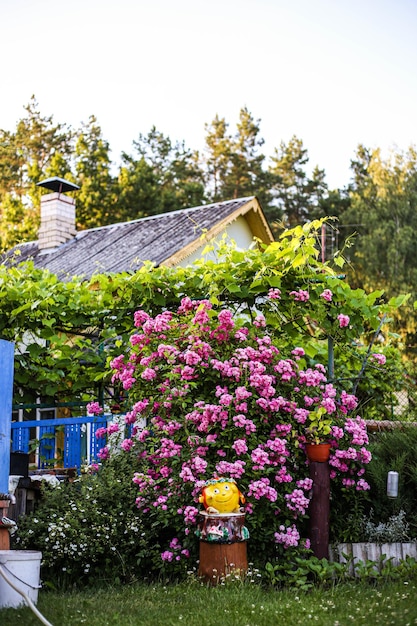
left=199, top=540, right=248, bottom=584
left=197, top=512, right=248, bottom=585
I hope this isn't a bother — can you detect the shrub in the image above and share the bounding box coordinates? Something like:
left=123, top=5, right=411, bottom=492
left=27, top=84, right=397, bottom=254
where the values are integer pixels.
left=13, top=453, right=148, bottom=588
left=363, top=427, right=417, bottom=534
left=362, top=509, right=413, bottom=543
left=89, top=296, right=372, bottom=576
left=331, top=427, right=417, bottom=542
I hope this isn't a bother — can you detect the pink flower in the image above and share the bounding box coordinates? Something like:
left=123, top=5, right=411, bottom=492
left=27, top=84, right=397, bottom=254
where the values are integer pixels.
left=87, top=401, right=103, bottom=415
left=218, top=309, right=235, bottom=329
left=274, top=524, right=300, bottom=548
left=320, top=289, right=333, bottom=302
left=183, top=506, right=199, bottom=524
left=290, top=290, right=309, bottom=302
left=371, top=353, right=386, bottom=365
left=268, top=288, right=281, bottom=300
left=141, top=367, right=157, bottom=381
left=356, top=478, right=371, bottom=491
left=232, top=438, right=248, bottom=455
left=95, top=427, right=107, bottom=439
left=337, top=314, right=350, bottom=328
left=254, top=314, right=266, bottom=328
left=296, top=477, right=313, bottom=491
left=285, top=488, right=310, bottom=516
left=97, top=446, right=109, bottom=460
left=134, top=310, right=151, bottom=327
left=291, top=347, right=305, bottom=360
left=251, top=447, right=270, bottom=470
left=340, top=391, right=358, bottom=411
left=216, top=459, right=246, bottom=479
left=121, top=438, right=134, bottom=451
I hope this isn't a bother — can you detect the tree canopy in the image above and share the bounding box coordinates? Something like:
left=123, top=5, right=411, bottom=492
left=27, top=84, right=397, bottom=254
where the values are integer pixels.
left=2, top=97, right=417, bottom=357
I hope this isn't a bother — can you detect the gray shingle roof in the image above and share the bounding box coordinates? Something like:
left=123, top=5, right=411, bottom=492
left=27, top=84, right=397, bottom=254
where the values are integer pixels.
left=3, top=197, right=272, bottom=279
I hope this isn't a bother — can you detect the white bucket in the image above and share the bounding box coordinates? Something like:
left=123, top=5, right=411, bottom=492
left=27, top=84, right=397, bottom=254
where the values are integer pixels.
left=0, top=550, right=42, bottom=608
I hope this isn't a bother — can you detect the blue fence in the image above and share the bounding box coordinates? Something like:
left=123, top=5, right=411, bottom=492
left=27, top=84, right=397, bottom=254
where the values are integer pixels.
left=11, top=415, right=110, bottom=472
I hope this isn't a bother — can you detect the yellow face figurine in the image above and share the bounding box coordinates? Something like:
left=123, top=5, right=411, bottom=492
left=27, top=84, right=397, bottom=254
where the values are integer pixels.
left=199, top=477, right=245, bottom=514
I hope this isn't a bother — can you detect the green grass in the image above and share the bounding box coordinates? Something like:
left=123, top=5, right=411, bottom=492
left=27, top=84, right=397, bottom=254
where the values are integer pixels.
left=2, top=579, right=417, bottom=626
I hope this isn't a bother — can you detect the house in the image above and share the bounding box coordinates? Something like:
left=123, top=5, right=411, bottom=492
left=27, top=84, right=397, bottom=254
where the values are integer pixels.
left=4, top=177, right=274, bottom=279
left=5, top=178, right=275, bottom=475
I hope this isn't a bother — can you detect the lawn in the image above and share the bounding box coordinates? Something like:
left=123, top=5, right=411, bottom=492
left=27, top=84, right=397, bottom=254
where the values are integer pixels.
left=2, top=579, right=417, bottom=626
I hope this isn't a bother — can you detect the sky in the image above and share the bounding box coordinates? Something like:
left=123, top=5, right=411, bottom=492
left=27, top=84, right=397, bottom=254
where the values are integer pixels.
left=1, top=0, right=417, bottom=190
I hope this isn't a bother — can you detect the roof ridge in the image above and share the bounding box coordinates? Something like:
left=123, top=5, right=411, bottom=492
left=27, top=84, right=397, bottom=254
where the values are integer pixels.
left=76, top=196, right=256, bottom=235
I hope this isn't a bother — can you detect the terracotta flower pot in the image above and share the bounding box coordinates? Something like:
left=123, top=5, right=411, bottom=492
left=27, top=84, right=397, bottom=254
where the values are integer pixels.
left=305, top=442, right=331, bottom=463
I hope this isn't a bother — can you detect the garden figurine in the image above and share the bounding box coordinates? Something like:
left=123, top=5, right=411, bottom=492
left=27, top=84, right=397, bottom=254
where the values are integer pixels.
left=199, top=476, right=245, bottom=514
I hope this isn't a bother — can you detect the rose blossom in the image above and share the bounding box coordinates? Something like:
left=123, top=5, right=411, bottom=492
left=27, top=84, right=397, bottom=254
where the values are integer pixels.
left=337, top=314, right=350, bottom=328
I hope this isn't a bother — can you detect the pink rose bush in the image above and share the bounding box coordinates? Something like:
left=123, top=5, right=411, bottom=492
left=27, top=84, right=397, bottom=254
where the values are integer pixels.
left=96, top=297, right=372, bottom=570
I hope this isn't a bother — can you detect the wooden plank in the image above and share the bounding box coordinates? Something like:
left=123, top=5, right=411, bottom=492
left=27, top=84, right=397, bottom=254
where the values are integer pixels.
left=330, top=542, right=417, bottom=576
left=365, top=542, right=381, bottom=563
left=0, top=340, right=14, bottom=494
left=11, top=426, right=30, bottom=454
left=39, top=426, right=56, bottom=467
left=381, top=542, right=402, bottom=566
left=11, top=415, right=109, bottom=471
left=0, top=528, right=10, bottom=550
left=64, top=423, right=82, bottom=469
left=352, top=542, right=368, bottom=575
left=11, top=415, right=109, bottom=429
left=402, top=543, right=417, bottom=559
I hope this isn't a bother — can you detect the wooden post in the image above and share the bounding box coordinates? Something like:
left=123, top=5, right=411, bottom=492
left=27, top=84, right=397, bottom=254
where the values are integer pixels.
left=0, top=340, right=15, bottom=552
left=0, top=339, right=14, bottom=495
left=308, top=460, right=330, bottom=559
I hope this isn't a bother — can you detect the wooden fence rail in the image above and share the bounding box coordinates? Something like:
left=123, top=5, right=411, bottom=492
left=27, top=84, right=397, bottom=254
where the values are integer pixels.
left=11, top=415, right=109, bottom=472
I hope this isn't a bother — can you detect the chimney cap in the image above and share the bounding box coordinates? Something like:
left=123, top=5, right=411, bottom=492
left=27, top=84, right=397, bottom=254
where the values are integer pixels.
left=37, top=177, right=80, bottom=193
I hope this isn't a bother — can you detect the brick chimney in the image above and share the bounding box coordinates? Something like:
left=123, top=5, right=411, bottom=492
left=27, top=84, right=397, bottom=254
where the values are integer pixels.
left=36, top=177, right=80, bottom=253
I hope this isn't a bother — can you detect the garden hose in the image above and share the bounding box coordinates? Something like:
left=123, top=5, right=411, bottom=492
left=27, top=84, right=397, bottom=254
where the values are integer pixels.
left=0, top=563, right=54, bottom=626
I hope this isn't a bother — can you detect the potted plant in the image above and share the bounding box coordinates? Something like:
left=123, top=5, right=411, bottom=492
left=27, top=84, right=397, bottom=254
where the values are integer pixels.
left=304, top=407, right=333, bottom=462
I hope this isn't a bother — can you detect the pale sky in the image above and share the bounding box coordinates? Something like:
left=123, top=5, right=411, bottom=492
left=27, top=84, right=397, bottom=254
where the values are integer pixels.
left=1, top=0, right=417, bottom=190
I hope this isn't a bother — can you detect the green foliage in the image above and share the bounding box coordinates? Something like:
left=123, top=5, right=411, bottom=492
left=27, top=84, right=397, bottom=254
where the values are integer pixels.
left=363, top=509, right=413, bottom=543
left=5, top=579, right=417, bottom=626
left=269, top=135, right=328, bottom=230
left=337, top=144, right=417, bottom=355
left=74, top=115, right=117, bottom=229
left=331, top=427, right=417, bottom=542
left=13, top=452, right=148, bottom=588
left=265, top=556, right=347, bottom=589
left=0, top=100, right=327, bottom=246
left=330, top=479, right=370, bottom=543
left=365, top=428, right=417, bottom=532
left=0, top=96, right=73, bottom=249
left=0, top=222, right=404, bottom=409
left=118, top=126, right=206, bottom=221
left=3, top=98, right=417, bottom=354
